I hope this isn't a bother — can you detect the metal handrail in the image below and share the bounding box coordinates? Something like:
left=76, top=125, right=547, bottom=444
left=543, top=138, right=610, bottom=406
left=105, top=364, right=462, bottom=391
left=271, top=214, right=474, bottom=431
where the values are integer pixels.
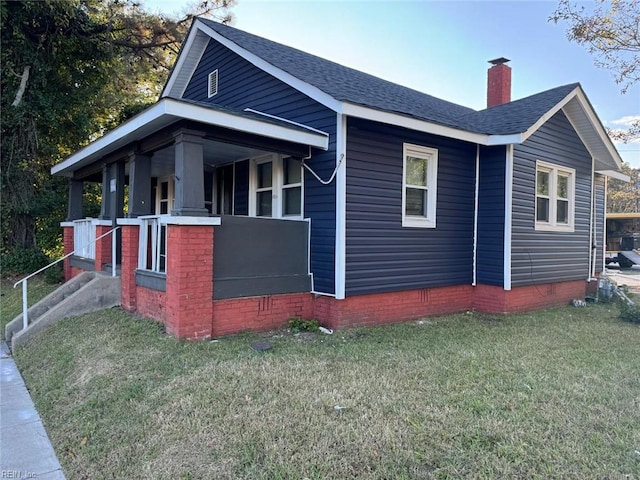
left=13, top=226, right=120, bottom=331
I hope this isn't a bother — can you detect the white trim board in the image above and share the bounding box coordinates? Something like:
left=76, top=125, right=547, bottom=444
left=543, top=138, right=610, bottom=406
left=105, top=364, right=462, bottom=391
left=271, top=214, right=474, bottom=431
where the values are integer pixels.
left=52, top=98, right=329, bottom=176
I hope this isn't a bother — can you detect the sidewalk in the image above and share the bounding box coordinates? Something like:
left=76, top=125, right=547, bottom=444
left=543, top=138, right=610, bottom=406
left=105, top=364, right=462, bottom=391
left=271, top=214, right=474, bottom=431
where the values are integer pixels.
left=1, top=340, right=65, bottom=479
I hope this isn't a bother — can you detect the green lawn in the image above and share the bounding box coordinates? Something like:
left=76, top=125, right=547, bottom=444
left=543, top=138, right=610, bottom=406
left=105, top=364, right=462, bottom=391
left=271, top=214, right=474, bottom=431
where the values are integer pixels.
left=10, top=304, right=640, bottom=479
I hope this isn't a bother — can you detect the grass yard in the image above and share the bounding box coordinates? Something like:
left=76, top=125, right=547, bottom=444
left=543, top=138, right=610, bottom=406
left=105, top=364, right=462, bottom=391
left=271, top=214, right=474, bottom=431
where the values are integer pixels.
left=10, top=304, right=640, bottom=479
left=0, top=276, right=60, bottom=339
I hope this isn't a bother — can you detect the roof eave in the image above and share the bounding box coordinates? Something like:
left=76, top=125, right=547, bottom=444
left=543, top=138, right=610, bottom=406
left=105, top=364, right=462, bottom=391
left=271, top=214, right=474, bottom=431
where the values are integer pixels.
left=51, top=98, right=330, bottom=177
left=519, top=86, right=623, bottom=171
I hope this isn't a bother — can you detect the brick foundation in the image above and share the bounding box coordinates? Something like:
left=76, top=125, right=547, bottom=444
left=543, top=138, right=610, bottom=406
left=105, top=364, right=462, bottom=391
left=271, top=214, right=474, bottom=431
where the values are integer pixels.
left=473, top=280, right=588, bottom=313
left=213, top=293, right=314, bottom=336
left=315, top=285, right=475, bottom=329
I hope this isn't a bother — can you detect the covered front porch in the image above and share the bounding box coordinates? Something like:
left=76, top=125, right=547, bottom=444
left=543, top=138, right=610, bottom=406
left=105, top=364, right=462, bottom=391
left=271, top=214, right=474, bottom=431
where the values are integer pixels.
left=55, top=98, right=328, bottom=339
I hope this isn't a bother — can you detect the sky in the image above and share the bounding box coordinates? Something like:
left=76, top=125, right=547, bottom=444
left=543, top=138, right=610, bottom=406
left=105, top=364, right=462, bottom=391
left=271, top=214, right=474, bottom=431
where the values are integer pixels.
left=143, top=0, right=640, bottom=166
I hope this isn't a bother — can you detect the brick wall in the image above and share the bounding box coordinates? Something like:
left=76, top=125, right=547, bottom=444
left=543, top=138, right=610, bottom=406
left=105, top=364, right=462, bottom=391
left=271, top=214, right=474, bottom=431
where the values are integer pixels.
left=62, top=226, right=75, bottom=281
left=136, top=286, right=167, bottom=324
left=164, top=224, right=214, bottom=340
left=474, top=280, right=587, bottom=313
left=213, top=293, right=314, bottom=336
left=94, top=225, right=113, bottom=272
left=120, top=224, right=139, bottom=312
left=315, top=285, right=475, bottom=329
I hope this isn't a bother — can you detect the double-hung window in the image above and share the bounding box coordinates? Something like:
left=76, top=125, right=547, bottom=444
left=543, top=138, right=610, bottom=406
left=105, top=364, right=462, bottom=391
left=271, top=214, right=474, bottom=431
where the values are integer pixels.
left=402, top=143, right=438, bottom=228
left=535, top=161, right=575, bottom=232
left=250, top=154, right=303, bottom=219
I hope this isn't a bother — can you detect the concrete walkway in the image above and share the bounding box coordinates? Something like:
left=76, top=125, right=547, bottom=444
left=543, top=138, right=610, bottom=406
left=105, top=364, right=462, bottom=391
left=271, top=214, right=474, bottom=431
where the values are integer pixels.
left=1, top=341, right=65, bottom=479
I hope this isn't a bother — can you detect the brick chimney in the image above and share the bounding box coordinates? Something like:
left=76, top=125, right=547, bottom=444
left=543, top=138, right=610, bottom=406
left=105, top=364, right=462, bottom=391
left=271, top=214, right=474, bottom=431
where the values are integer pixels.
left=487, top=57, right=511, bottom=107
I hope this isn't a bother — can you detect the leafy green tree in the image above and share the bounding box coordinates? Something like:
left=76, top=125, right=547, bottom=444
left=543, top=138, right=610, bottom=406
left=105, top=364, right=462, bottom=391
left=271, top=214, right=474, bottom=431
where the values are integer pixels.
left=607, top=163, right=640, bottom=213
left=551, top=0, right=639, bottom=93
left=0, top=0, right=234, bottom=260
left=551, top=0, right=639, bottom=143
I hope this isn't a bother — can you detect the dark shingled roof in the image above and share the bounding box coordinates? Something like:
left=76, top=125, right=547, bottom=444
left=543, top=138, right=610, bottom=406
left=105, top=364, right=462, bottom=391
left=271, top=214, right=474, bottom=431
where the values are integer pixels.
left=459, top=83, right=580, bottom=135
left=199, top=19, right=579, bottom=136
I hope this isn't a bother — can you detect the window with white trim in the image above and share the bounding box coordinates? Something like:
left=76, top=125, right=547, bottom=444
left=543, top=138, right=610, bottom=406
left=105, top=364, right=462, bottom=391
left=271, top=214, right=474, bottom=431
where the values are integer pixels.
left=402, top=143, right=438, bottom=228
left=249, top=154, right=303, bottom=219
left=208, top=69, right=218, bottom=98
left=535, top=161, right=575, bottom=232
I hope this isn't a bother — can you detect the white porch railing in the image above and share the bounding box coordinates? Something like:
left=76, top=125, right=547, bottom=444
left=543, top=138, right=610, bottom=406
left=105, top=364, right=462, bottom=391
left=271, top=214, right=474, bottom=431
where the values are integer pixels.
left=73, top=218, right=96, bottom=259
left=13, top=226, right=120, bottom=332
left=138, top=215, right=167, bottom=274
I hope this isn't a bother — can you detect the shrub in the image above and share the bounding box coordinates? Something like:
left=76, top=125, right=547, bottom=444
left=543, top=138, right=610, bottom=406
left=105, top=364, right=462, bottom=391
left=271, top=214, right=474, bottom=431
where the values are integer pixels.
left=288, top=317, right=320, bottom=333
left=0, top=248, right=49, bottom=275
left=618, top=301, right=640, bottom=324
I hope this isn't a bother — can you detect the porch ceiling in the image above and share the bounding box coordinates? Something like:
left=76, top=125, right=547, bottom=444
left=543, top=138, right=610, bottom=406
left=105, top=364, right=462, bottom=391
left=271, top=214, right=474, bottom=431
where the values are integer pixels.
left=51, top=98, right=329, bottom=177
left=150, top=141, right=269, bottom=177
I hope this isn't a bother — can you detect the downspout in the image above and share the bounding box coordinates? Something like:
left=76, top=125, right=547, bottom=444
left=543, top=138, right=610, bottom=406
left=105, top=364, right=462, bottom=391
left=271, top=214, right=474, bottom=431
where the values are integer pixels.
left=473, top=144, right=480, bottom=286
left=334, top=113, right=347, bottom=300
left=504, top=145, right=513, bottom=291
left=603, top=176, right=609, bottom=273
left=588, top=156, right=596, bottom=280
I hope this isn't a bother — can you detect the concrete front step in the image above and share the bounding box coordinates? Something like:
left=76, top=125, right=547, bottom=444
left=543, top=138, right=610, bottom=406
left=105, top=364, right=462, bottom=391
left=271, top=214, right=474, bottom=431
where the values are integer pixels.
left=5, top=272, right=121, bottom=350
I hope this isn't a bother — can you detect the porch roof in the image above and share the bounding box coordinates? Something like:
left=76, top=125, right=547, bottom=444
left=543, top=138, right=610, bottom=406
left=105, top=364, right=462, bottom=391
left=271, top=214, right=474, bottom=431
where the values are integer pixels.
left=51, top=98, right=330, bottom=177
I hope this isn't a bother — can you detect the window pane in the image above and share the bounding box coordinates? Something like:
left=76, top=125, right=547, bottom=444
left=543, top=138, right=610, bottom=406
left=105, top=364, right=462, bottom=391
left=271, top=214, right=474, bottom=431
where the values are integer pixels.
left=537, top=171, right=549, bottom=196
left=160, top=201, right=168, bottom=215
left=406, top=156, right=428, bottom=187
left=405, top=187, right=427, bottom=216
left=257, top=191, right=272, bottom=217
left=257, top=162, right=272, bottom=189
left=161, top=181, right=168, bottom=200
left=557, top=199, right=569, bottom=223
left=536, top=197, right=549, bottom=222
left=283, top=187, right=301, bottom=215
left=557, top=175, right=569, bottom=199
left=284, top=158, right=301, bottom=185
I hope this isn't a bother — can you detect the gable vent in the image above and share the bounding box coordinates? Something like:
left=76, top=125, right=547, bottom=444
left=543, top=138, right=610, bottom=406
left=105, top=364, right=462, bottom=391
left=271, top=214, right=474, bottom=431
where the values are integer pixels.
left=208, top=69, right=218, bottom=98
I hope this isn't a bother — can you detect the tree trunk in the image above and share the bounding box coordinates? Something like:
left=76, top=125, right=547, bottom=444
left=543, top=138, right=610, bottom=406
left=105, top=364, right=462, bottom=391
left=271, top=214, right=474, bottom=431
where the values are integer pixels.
left=6, top=213, right=36, bottom=250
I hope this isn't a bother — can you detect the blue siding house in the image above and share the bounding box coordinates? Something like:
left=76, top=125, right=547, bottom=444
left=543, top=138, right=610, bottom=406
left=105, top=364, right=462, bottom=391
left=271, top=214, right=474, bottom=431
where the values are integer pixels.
left=51, top=19, right=624, bottom=339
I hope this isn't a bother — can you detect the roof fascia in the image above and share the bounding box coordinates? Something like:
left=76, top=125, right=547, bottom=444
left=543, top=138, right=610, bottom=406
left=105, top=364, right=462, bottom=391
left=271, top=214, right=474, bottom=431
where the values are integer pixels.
left=596, top=169, right=630, bottom=182
left=183, top=20, right=343, bottom=112
left=52, top=99, right=329, bottom=176
left=52, top=101, right=169, bottom=175
left=485, top=133, right=524, bottom=145
left=339, top=102, right=491, bottom=145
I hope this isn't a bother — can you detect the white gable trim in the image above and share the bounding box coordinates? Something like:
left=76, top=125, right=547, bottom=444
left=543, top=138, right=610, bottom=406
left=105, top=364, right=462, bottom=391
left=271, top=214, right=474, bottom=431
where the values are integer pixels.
left=52, top=98, right=329, bottom=176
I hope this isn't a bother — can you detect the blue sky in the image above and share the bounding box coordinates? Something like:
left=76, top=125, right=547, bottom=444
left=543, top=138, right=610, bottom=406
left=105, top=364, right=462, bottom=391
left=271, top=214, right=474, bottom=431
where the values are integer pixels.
left=144, top=0, right=640, bottom=166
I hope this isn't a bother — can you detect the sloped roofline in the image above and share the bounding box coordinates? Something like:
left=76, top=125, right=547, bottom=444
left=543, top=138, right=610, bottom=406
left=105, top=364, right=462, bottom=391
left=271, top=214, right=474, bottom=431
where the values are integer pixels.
left=159, top=19, right=622, bottom=172
left=52, top=20, right=622, bottom=177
